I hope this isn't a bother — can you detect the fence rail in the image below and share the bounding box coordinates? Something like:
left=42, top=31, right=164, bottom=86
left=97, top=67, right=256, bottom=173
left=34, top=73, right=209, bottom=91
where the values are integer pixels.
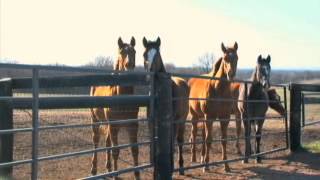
left=0, top=95, right=151, bottom=109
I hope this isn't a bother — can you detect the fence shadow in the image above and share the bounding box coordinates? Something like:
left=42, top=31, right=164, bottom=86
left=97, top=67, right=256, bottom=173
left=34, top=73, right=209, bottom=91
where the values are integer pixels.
left=247, top=166, right=320, bottom=180
left=257, top=149, right=320, bottom=179
left=285, top=149, right=320, bottom=171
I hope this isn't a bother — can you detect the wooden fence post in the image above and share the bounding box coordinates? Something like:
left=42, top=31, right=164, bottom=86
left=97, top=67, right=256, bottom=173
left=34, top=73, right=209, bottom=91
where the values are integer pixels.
left=289, top=83, right=302, bottom=151
left=154, top=73, right=173, bottom=180
left=0, top=78, right=13, bottom=178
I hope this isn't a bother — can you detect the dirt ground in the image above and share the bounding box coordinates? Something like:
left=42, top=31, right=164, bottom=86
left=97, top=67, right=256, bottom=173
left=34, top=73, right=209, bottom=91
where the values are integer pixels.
left=9, top=108, right=320, bottom=180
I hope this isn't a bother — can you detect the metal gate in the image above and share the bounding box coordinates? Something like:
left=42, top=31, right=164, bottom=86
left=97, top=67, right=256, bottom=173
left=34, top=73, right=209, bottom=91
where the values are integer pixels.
left=0, top=63, right=166, bottom=179
left=290, top=83, right=320, bottom=151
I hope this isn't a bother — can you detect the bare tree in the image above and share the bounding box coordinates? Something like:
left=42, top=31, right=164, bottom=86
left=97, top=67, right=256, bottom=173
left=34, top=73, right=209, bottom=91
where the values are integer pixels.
left=164, top=63, right=176, bottom=72
left=86, top=56, right=114, bottom=70
left=192, top=53, right=215, bottom=73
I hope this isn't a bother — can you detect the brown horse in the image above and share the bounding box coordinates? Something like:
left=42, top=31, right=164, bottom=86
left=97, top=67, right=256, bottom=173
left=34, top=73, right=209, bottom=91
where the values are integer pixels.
left=238, top=55, right=271, bottom=163
left=90, top=37, right=141, bottom=179
left=189, top=42, right=238, bottom=172
left=142, top=37, right=189, bottom=175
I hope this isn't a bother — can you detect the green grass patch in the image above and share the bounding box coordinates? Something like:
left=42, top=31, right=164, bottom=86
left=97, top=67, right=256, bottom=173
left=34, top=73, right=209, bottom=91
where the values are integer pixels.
left=304, top=141, right=320, bottom=153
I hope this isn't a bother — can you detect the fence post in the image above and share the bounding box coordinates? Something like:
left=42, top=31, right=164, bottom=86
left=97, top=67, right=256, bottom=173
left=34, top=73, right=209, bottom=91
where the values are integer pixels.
left=154, top=73, right=173, bottom=180
left=31, top=68, right=40, bottom=180
left=0, top=78, right=13, bottom=178
left=289, top=83, right=302, bottom=151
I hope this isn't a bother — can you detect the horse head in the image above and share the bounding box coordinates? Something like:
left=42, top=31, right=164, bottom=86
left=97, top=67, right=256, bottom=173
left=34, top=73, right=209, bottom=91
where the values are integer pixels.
left=115, top=37, right=136, bottom=71
left=142, top=37, right=165, bottom=73
left=267, top=89, right=285, bottom=116
left=220, top=42, right=238, bottom=80
left=256, top=55, right=271, bottom=89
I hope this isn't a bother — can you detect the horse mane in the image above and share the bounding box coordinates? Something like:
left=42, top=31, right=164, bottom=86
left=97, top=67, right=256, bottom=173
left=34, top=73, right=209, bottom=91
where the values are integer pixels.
left=267, top=89, right=276, bottom=96
left=158, top=55, right=167, bottom=73
left=250, top=66, right=258, bottom=82
left=210, top=57, right=223, bottom=77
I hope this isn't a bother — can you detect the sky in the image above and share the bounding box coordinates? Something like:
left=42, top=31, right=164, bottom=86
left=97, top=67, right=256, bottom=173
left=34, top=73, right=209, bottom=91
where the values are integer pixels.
left=0, top=0, right=319, bottom=69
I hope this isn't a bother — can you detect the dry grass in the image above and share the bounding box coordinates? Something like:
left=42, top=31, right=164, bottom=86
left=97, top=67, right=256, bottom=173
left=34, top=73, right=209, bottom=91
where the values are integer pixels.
left=8, top=90, right=320, bottom=179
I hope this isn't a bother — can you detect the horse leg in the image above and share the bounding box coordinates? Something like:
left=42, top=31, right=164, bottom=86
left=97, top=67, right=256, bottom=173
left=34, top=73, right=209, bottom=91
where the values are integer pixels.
left=220, top=115, right=230, bottom=172
left=110, top=125, right=120, bottom=180
left=203, top=115, right=213, bottom=173
left=200, top=125, right=206, bottom=164
left=190, top=116, right=198, bottom=163
left=105, top=126, right=112, bottom=172
left=91, top=126, right=100, bottom=175
left=128, top=124, right=140, bottom=180
left=255, top=119, right=264, bottom=163
left=177, top=124, right=185, bottom=175
left=235, top=110, right=242, bottom=155
left=242, top=112, right=251, bottom=164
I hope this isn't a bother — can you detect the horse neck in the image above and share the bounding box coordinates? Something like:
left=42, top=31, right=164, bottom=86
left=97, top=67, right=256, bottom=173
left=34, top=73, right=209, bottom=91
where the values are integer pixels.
left=155, top=54, right=166, bottom=73
left=114, top=58, right=135, bottom=94
left=211, top=59, right=229, bottom=88
left=114, top=57, right=125, bottom=71
left=250, top=67, right=259, bottom=83
left=269, top=101, right=285, bottom=116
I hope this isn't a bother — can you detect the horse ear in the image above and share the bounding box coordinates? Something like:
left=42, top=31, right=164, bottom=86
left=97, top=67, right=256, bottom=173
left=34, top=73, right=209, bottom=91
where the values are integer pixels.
left=118, top=37, right=124, bottom=48
left=266, top=55, right=271, bottom=63
left=156, top=37, right=161, bottom=47
left=143, top=37, right=148, bottom=48
left=221, top=43, right=227, bottom=53
left=234, top=42, right=238, bottom=51
left=257, top=55, right=262, bottom=63
left=130, top=36, right=135, bottom=47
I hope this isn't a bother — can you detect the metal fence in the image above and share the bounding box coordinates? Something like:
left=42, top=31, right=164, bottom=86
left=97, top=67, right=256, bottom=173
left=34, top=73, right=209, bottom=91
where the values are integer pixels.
left=1, top=63, right=316, bottom=179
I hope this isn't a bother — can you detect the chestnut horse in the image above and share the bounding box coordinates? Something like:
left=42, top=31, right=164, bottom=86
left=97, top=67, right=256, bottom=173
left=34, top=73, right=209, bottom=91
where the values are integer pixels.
left=90, top=37, right=141, bottom=179
left=238, top=55, right=271, bottom=163
left=142, top=37, right=189, bottom=175
left=189, top=42, right=238, bottom=172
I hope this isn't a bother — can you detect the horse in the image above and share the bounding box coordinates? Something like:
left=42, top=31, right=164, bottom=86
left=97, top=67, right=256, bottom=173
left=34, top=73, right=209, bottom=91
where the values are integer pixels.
left=142, top=37, right=189, bottom=175
left=231, top=83, right=285, bottom=155
left=90, top=37, right=141, bottom=179
left=238, top=55, right=271, bottom=163
left=188, top=42, right=238, bottom=172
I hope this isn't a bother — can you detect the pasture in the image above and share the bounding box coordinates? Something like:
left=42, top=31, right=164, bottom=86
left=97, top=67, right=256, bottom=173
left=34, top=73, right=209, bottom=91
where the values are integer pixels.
left=9, top=91, right=320, bottom=179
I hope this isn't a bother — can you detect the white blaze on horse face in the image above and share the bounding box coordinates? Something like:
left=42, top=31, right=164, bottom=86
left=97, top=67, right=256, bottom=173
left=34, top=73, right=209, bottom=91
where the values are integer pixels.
left=147, top=48, right=157, bottom=71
